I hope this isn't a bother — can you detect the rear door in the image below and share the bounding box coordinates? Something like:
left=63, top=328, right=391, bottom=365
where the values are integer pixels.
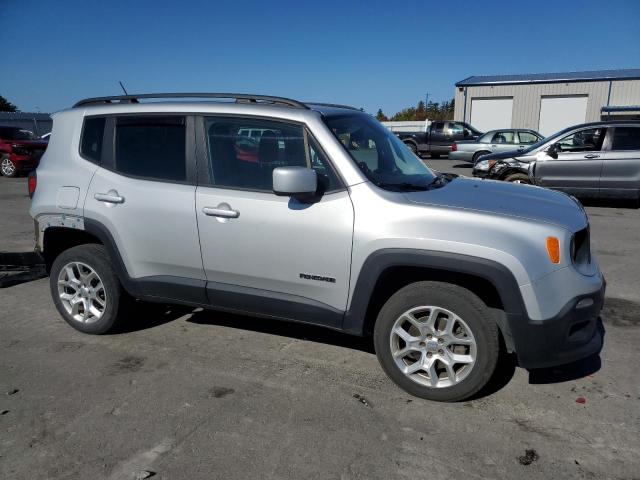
left=599, top=126, right=640, bottom=199
left=534, top=127, right=606, bottom=197
left=429, top=122, right=448, bottom=154
left=84, top=115, right=206, bottom=302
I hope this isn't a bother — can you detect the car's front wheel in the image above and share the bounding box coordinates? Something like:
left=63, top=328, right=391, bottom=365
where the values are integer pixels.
left=49, top=244, right=130, bottom=334
left=1, top=155, right=17, bottom=177
left=504, top=172, right=531, bottom=184
left=374, top=281, right=500, bottom=402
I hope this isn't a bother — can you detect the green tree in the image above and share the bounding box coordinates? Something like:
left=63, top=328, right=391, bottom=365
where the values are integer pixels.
left=0, top=95, right=18, bottom=112
left=375, top=109, right=389, bottom=122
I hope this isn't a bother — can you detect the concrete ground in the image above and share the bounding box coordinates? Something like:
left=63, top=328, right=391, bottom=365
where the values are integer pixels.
left=1, top=173, right=639, bottom=480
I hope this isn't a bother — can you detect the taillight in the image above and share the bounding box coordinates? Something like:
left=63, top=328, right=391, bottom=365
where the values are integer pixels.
left=451, top=143, right=457, bottom=152
left=28, top=171, right=37, bottom=198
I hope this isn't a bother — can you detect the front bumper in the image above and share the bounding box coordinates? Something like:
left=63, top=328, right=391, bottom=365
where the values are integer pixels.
left=472, top=169, right=490, bottom=178
left=508, top=280, right=605, bottom=369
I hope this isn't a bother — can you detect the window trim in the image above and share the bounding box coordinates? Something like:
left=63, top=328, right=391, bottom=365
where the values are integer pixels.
left=195, top=114, right=347, bottom=194
left=78, top=115, right=108, bottom=165
left=98, top=113, right=197, bottom=186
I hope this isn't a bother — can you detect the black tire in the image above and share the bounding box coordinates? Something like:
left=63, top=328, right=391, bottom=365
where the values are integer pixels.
left=472, top=151, right=491, bottom=164
left=430, top=153, right=441, bottom=159
left=1, top=154, right=17, bottom=177
left=404, top=142, right=418, bottom=155
left=373, top=281, right=500, bottom=402
left=504, top=172, right=531, bottom=184
left=49, top=244, right=130, bottom=334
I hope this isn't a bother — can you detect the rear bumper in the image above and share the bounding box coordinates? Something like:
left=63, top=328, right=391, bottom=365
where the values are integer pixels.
left=508, top=280, right=605, bottom=369
left=449, top=151, right=473, bottom=162
left=10, top=154, right=39, bottom=173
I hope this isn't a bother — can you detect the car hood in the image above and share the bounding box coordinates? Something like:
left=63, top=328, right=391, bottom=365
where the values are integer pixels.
left=404, top=176, right=587, bottom=231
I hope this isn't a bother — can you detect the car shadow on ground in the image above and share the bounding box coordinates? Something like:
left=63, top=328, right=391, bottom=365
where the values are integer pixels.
left=578, top=197, right=639, bottom=209
left=451, top=163, right=473, bottom=169
left=186, top=308, right=375, bottom=354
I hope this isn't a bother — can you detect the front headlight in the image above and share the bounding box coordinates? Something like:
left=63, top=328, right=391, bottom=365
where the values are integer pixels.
left=475, top=159, right=496, bottom=171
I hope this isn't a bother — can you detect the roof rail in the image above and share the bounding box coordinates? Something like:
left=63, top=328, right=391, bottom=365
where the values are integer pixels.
left=73, top=93, right=309, bottom=109
left=304, top=102, right=362, bottom=111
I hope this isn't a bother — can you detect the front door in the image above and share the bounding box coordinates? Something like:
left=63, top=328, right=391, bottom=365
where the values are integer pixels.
left=195, top=116, right=354, bottom=328
left=534, top=127, right=607, bottom=197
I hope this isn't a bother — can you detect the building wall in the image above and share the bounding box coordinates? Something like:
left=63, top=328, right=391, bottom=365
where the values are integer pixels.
left=609, top=80, right=640, bottom=106
left=454, top=79, right=640, bottom=130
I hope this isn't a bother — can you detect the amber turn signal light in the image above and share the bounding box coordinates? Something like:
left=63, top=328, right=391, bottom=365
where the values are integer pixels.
left=546, top=237, right=560, bottom=264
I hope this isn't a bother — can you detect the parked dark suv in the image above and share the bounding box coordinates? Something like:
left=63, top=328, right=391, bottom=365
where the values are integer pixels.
left=0, top=126, right=48, bottom=177
left=473, top=121, right=640, bottom=201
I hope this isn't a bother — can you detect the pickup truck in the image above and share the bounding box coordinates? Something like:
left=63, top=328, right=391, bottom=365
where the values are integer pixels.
left=395, top=121, right=482, bottom=158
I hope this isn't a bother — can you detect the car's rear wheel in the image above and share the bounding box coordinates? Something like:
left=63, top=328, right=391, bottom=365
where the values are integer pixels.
left=50, top=244, right=130, bottom=334
left=472, top=151, right=491, bottom=164
left=374, top=281, right=500, bottom=402
left=504, top=172, right=531, bottom=184
left=1, top=155, right=17, bottom=177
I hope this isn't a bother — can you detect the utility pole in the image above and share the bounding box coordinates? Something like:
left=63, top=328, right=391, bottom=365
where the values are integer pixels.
left=425, top=93, right=430, bottom=108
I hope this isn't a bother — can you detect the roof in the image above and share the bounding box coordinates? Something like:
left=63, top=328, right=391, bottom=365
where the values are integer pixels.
left=456, top=68, right=640, bottom=87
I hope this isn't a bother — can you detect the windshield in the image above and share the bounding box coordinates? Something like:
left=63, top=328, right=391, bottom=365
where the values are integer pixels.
left=0, top=127, right=36, bottom=141
left=323, top=113, right=437, bottom=190
left=520, top=126, right=576, bottom=153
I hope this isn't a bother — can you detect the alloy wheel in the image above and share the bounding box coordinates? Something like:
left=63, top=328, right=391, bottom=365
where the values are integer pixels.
left=389, top=306, right=477, bottom=388
left=57, top=262, right=107, bottom=324
left=1, top=157, right=16, bottom=176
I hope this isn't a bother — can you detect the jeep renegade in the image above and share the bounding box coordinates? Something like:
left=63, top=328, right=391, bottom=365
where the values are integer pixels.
left=29, top=93, right=605, bottom=401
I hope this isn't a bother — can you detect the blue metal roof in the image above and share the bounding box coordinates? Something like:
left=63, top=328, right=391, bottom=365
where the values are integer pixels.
left=456, top=68, right=640, bottom=87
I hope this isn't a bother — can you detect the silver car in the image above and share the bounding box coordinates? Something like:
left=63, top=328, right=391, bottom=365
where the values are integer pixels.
left=450, top=129, right=543, bottom=163
left=29, top=93, right=604, bottom=402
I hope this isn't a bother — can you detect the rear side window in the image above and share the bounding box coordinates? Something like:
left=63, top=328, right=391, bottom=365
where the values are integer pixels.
left=114, top=116, right=186, bottom=182
left=80, top=117, right=106, bottom=163
left=611, top=127, right=640, bottom=151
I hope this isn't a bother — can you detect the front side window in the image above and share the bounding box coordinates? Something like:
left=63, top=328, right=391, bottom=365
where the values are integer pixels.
left=114, top=116, right=186, bottom=182
left=556, top=127, right=606, bottom=153
left=518, top=131, right=539, bottom=144
left=447, top=123, right=464, bottom=136
left=491, top=131, right=515, bottom=144
left=80, top=117, right=105, bottom=162
left=324, top=113, right=437, bottom=191
left=432, top=122, right=444, bottom=134
left=205, top=117, right=341, bottom=192
left=611, top=127, right=640, bottom=151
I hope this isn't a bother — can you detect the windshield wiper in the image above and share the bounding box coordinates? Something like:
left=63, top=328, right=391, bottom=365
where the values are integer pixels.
left=375, top=181, right=430, bottom=191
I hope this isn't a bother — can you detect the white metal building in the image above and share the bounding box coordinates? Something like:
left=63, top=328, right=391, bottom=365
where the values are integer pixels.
left=454, top=69, right=640, bottom=135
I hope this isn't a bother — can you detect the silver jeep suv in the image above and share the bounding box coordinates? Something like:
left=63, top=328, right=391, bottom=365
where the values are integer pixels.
left=29, top=93, right=605, bottom=401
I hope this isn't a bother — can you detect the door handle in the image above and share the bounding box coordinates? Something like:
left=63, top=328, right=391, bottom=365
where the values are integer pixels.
left=202, top=206, right=239, bottom=218
left=584, top=154, right=600, bottom=159
left=94, top=190, right=125, bottom=204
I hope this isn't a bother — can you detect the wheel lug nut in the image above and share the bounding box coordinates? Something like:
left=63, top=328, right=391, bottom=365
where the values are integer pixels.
left=438, top=349, right=444, bottom=355
left=427, top=334, right=433, bottom=339
left=419, top=342, right=426, bottom=347
left=438, top=338, right=444, bottom=344
left=426, top=352, right=433, bottom=358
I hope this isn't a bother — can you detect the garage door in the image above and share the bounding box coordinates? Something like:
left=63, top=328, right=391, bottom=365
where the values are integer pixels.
left=538, top=96, right=588, bottom=136
left=470, top=98, right=513, bottom=132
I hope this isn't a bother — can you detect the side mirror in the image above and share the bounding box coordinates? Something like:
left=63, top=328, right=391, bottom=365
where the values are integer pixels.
left=273, top=167, right=317, bottom=198
left=547, top=143, right=558, bottom=159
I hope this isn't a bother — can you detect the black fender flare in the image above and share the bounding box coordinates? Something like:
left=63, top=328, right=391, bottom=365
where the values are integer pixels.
left=342, top=249, right=528, bottom=349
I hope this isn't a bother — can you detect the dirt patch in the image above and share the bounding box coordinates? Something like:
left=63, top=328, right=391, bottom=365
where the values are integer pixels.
left=208, top=386, right=235, bottom=398
left=601, top=298, right=640, bottom=327
left=108, top=356, right=146, bottom=374
left=518, top=449, right=539, bottom=466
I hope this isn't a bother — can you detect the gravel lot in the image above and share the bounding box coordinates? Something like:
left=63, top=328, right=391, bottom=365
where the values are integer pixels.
left=1, top=170, right=639, bottom=480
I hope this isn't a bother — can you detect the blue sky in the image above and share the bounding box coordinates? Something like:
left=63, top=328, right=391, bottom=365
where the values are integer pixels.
left=1, top=0, right=639, bottom=115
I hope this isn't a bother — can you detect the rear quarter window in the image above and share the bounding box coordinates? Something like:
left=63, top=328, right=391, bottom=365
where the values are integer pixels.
left=80, top=117, right=106, bottom=163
